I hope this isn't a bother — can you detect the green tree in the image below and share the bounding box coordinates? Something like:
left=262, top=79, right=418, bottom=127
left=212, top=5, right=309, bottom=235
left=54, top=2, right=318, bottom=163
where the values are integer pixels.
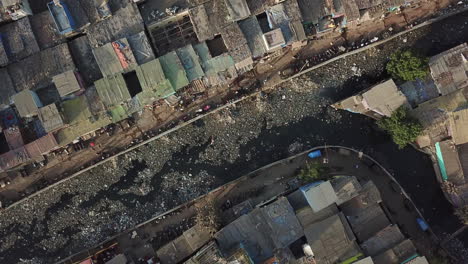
left=386, top=50, right=429, bottom=81
left=298, top=161, right=329, bottom=182
left=377, top=107, right=423, bottom=149
left=455, top=205, right=468, bottom=225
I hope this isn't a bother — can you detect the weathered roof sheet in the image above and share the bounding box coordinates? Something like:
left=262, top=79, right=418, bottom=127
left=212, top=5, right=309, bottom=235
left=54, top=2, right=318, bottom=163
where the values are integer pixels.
left=3, top=126, right=23, bottom=149
left=437, top=140, right=464, bottom=185
left=283, top=0, right=303, bottom=21
left=29, top=11, right=66, bottom=50
left=86, top=4, right=145, bottom=47
left=159, top=51, right=190, bottom=90
left=215, top=198, right=302, bottom=263
left=157, top=225, right=211, bottom=264
left=52, top=70, right=82, bottom=98
left=339, top=182, right=389, bottom=242
left=183, top=241, right=224, bottom=264
left=38, top=103, right=64, bottom=133
left=25, top=133, right=58, bottom=160
left=449, top=108, right=468, bottom=146
left=334, top=95, right=367, bottom=114
left=399, top=76, right=439, bottom=107
left=7, top=43, right=75, bottom=91
left=135, top=59, right=175, bottom=103
left=373, top=239, right=417, bottom=264
left=203, top=54, right=236, bottom=76
left=225, top=0, right=251, bottom=22
left=238, top=16, right=267, bottom=58
left=300, top=181, right=338, bottom=212
left=93, top=39, right=137, bottom=77
left=340, top=0, right=360, bottom=21
left=0, top=69, right=16, bottom=107
left=297, top=0, right=331, bottom=24
left=406, top=256, right=430, bottom=264
left=220, top=23, right=253, bottom=68
left=266, top=4, right=293, bottom=45
left=331, top=176, right=362, bottom=205
left=12, top=90, right=42, bottom=117
left=360, top=225, right=405, bottom=257
left=94, top=74, right=131, bottom=108
left=429, top=43, right=468, bottom=96
left=246, top=0, right=267, bottom=15
left=176, top=45, right=205, bottom=82
left=189, top=5, right=215, bottom=42
left=127, top=32, right=155, bottom=65
left=362, top=79, right=408, bottom=117
left=0, top=17, right=39, bottom=63
left=0, top=146, right=29, bottom=171
left=204, top=0, right=230, bottom=33
left=304, top=213, right=361, bottom=263
left=61, top=96, right=92, bottom=125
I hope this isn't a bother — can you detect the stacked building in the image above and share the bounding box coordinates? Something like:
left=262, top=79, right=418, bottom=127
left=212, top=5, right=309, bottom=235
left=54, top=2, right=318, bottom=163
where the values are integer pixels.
left=153, top=178, right=428, bottom=264
left=334, top=43, right=468, bottom=207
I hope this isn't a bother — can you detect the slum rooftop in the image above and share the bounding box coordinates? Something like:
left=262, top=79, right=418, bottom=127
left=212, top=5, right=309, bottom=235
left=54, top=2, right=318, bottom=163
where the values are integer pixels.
left=153, top=177, right=428, bottom=264
left=0, top=0, right=420, bottom=173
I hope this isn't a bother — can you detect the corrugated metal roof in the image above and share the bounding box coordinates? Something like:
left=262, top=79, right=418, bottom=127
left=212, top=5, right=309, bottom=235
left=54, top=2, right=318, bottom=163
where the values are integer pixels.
left=38, top=103, right=64, bottom=133
left=127, top=32, right=155, bottom=65
left=61, top=96, right=92, bottom=125
left=93, top=43, right=124, bottom=77
left=3, top=126, right=24, bottom=149
left=56, top=112, right=111, bottom=146
left=203, top=54, right=235, bottom=76
left=449, top=108, right=468, bottom=145
left=300, top=181, right=338, bottom=212
left=52, top=70, right=82, bottom=97
left=25, top=133, right=58, bottom=160
left=360, top=225, right=405, bottom=256
left=135, top=59, right=175, bottom=104
left=303, top=213, right=360, bottom=263
left=436, top=140, right=464, bottom=184
left=362, top=79, right=408, bottom=117
left=373, top=239, right=417, bottom=264
left=109, top=105, right=128, bottom=123
left=94, top=74, right=131, bottom=108
left=0, top=146, right=29, bottom=171
left=225, top=0, right=251, bottom=22
left=0, top=69, right=16, bottom=107
left=429, top=43, right=468, bottom=96
left=189, top=5, right=215, bottom=42
left=399, top=76, right=439, bottom=107
left=12, top=90, right=42, bottom=117
left=297, top=0, right=331, bottom=23
left=176, top=45, right=205, bottom=82
left=216, top=198, right=302, bottom=263
left=238, top=16, right=267, bottom=58
left=159, top=51, right=190, bottom=91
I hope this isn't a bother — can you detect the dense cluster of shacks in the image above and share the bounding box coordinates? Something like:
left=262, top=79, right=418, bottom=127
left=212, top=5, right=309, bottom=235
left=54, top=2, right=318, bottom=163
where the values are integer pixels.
left=146, top=178, right=429, bottom=264
left=0, top=0, right=418, bottom=173
left=333, top=43, right=468, bottom=207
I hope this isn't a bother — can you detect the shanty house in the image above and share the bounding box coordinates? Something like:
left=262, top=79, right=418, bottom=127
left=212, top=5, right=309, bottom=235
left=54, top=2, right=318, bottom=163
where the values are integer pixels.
left=448, top=108, right=468, bottom=146
left=333, top=79, right=409, bottom=119
left=429, top=43, right=468, bottom=96
left=38, top=103, right=64, bottom=133
left=94, top=74, right=132, bottom=109
left=300, top=181, right=338, bottom=212
left=135, top=59, right=175, bottom=106
left=12, top=89, right=42, bottom=118
left=159, top=51, right=190, bottom=91
left=0, top=69, right=16, bottom=109
left=52, top=70, right=84, bottom=98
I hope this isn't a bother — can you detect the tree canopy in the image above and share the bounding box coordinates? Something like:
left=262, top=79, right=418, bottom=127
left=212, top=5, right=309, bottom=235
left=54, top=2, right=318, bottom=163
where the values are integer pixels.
left=377, top=107, right=423, bottom=149
left=386, top=50, right=429, bottom=82
left=298, top=161, right=329, bottom=182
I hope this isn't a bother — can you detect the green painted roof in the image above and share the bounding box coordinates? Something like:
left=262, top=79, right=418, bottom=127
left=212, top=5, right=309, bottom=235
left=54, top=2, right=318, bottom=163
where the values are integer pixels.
left=203, top=54, right=235, bottom=76
left=135, top=59, right=175, bottom=104
left=61, top=96, right=92, bottom=125
left=159, top=51, right=189, bottom=91
left=176, top=45, right=205, bottom=82
left=58, top=95, right=113, bottom=146
left=94, top=74, right=131, bottom=108
left=109, top=105, right=128, bottom=123
left=193, top=42, right=212, bottom=64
